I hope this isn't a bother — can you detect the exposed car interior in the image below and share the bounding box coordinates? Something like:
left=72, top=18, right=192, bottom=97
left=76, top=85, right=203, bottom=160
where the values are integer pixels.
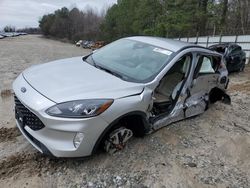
left=152, top=55, right=191, bottom=115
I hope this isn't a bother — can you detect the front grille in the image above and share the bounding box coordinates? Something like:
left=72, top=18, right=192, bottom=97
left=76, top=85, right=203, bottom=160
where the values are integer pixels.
left=14, top=96, right=45, bottom=131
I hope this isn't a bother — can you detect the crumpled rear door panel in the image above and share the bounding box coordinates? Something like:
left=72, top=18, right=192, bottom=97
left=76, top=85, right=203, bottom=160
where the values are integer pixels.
left=185, top=74, right=219, bottom=118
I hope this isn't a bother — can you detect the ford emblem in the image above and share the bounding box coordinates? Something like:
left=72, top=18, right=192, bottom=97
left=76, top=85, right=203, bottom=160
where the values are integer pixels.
left=21, top=87, right=27, bottom=93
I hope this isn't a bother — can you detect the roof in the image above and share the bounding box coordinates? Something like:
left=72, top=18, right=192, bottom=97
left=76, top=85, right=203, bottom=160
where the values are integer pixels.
left=209, top=43, right=238, bottom=48
left=126, top=36, right=196, bottom=52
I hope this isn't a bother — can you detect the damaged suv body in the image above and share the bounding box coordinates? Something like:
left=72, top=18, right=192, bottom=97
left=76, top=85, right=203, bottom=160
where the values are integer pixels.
left=13, top=36, right=230, bottom=158
left=209, top=43, right=246, bottom=72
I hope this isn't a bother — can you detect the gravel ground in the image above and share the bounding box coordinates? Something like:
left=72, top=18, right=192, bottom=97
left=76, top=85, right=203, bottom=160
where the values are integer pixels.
left=0, top=35, right=249, bottom=188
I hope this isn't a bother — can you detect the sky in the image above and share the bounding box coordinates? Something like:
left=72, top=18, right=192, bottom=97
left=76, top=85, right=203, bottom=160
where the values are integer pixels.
left=0, top=0, right=117, bottom=29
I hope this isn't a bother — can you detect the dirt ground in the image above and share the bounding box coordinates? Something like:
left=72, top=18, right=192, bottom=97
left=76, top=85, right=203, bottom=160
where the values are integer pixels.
left=0, top=35, right=249, bottom=188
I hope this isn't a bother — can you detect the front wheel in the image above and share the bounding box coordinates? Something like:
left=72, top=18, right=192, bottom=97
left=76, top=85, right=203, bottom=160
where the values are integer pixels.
left=104, top=127, right=133, bottom=154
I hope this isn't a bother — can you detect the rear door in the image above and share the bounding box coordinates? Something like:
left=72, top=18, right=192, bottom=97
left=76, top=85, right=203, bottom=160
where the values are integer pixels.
left=184, top=54, right=220, bottom=117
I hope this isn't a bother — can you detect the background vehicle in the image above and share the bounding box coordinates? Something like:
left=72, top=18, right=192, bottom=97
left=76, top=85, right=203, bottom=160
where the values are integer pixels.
left=13, top=37, right=230, bottom=158
left=87, top=41, right=95, bottom=49
left=91, top=41, right=105, bottom=50
left=81, top=40, right=89, bottom=48
left=1, top=32, right=14, bottom=37
left=76, top=40, right=83, bottom=47
left=81, top=40, right=92, bottom=48
left=209, top=43, right=246, bottom=72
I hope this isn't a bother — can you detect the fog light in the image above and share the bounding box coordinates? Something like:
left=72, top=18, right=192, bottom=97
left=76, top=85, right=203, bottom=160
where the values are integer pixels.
left=73, top=132, right=84, bottom=148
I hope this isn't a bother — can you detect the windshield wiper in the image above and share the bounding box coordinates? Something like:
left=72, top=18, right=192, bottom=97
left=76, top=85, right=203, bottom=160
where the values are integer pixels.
left=96, top=65, right=124, bottom=79
left=95, top=64, right=124, bottom=80
left=90, top=55, right=98, bottom=67
left=84, top=55, right=125, bottom=80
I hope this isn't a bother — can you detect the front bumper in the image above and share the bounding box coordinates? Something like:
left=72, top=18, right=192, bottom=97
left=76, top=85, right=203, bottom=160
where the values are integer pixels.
left=13, top=74, right=110, bottom=157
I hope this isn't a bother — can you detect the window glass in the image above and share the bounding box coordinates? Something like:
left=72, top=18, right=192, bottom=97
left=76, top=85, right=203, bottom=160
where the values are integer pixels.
left=91, top=39, right=172, bottom=82
left=199, top=57, right=215, bottom=73
left=231, top=46, right=241, bottom=54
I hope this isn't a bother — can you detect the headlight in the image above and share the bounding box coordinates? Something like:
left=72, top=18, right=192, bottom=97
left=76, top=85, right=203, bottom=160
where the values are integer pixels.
left=46, top=99, right=113, bottom=118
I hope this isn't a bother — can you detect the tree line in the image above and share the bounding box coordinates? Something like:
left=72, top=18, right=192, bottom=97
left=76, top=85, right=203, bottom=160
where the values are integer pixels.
left=2, top=25, right=41, bottom=34
left=39, top=0, right=250, bottom=42
left=3, top=25, right=16, bottom=32
left=39, top=7, right=104, bottom=42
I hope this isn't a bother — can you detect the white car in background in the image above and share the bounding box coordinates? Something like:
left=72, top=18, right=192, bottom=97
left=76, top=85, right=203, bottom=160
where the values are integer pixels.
left=76, top=40, right=83, bottom=47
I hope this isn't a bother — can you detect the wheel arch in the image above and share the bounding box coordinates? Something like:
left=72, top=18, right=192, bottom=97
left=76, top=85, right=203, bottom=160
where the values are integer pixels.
left=209, top=87, right=231, bottom=104
left=91, top=111, right=150, bottom=155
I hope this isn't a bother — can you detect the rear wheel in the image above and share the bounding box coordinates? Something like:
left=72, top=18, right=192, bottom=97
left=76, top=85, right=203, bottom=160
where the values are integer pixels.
left=104, top=127, right=133, bottom=154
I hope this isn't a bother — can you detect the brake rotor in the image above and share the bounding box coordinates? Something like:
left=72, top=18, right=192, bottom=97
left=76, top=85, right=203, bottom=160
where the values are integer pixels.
left=104, top=127, right=133, bottom=154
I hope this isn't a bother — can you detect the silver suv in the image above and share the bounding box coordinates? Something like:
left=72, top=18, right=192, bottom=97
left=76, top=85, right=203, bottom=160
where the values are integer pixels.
left=13, top=36, right=230, bottom=157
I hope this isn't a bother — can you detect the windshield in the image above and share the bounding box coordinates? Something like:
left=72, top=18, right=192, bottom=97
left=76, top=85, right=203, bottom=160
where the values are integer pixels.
left=89, top=39, right=172, bottom=83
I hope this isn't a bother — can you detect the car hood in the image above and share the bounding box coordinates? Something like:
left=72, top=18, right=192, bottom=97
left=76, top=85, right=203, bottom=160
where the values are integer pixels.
left=23, top=57, right=144, bottom=103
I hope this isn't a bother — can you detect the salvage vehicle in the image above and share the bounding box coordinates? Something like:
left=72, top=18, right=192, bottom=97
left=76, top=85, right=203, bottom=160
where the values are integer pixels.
left=82, top=40, right=91, bottom=48
left=76, top=40, right=83, bottom=47
left=91, top=41, right=106, bottom=50
left=13, top=36, right=230, bottom=158
left=0, top=32, right=14, bottom=37
left=87, top=41, right=95, bottom=49
left=209, top=43, right=246, bottom=72
left=81, top=40, right=95, bottom=49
